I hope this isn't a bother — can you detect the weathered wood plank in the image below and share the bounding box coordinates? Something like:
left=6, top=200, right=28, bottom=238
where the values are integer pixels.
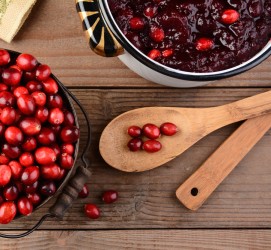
left=0, top=0, right=270, bottom=88
left=0, top=88, right=271, bottom=230
left=1, top=230, right=271, bottom=250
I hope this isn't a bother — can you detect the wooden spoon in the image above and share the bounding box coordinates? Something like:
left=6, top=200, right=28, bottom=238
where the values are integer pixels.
left=176, top=113, right=271, bottom=211
left=99, top=90, right=271, bottom=172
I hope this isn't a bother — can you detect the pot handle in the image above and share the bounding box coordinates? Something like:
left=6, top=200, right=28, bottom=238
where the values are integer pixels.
left=76, top=0, right=124, bottom=57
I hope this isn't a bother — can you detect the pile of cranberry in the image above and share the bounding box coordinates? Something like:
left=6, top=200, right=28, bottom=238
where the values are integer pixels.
left=0, top=49, right=79, bottom=224
left=109, top=0, right=271, bottom=72
left=127, top=122, right=178, bottom=153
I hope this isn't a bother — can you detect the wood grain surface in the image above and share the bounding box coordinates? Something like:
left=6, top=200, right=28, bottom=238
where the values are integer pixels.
left=0, top=0, right=270, bottom=248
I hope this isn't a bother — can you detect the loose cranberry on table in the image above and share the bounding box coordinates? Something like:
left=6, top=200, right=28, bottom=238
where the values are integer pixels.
left=102, top=190, right=118, bottom=204
left=84, top=204, right=100, bottom=219
left=78, top=184, right=89, bottom=198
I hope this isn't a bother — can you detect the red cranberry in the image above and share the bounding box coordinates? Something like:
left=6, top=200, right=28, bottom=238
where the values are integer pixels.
left=26, top=80, right=43, bottom=93
left=22, top=137, right=37, bottom=152
left=0, top=107, right=16, bottom=125
left=196, top=38, right=214, bottom=51
left=0, top=195, right=3, bottom=205
left=63, top=111, right=75, bottom=126
left=0, top=84, right=8, bottom=92
left=9, top=65, right=22, bottom=74
left=150, top=27, right=165, bottom=42
left=50, top=125, right=61, bottom=134
left=48, top=108, right=64, bottom=125
left=160, top=122, right=178, bottom=136
left=3, top=185, right=19, bottom=201
left=16, top=54, right=38, bottom=71
left=31, top=91, right=46, bottom=106
left=24, top=181, right=39, bottom=194
left=35, top=147, right=57, bottom=165
left=13, top=86, right=29, bottom=98
left=144, top=6, right=158, bottom=18
left=142, top=123, right=160, bottom=139
left=162, top=49, right=173, bottom=57
left=60, top=153, right=74, bottom=169
left=127, top=138, right=143, bottom=152
left=27, top=193, right=41, bottom=206
left=0, top=122, right=5, bottom=137
left=40, top=181, right=56, bottom=197
left=84, top=204, right=100, bottom=219
left=17, top=197, right=33, bottom=216
left=128, top=125, right=142, bottom=137
left=221, top=9, right=240, bottom=25
left=102, top=190, right=118, bottom=204
left=2, top=68, right=22, bottom=86
left=23, top=71, right=36, bottom=82
left=47, top=94, right=63, bottom=108
left=35, top=106, right=49, bottom=123
left=9, top=161, right=23, bottom=180
left=19, top=117, right=41, bottom=136
left=0, top=201, right=16, bottom=224
left=0, top=153, right=9, bottom=165
left=36, top=64, right=51, bottom=81
left=5, top=126, right=24, bottom=146
left=2, top=144, right=21, bottom=159
left=129, top=17, right=145, bottom=30
left=0, top=165, right=12, bottom=186
left=19, top=152, right=34, bottom=167
left=60, top=126, right=80, bottom=143
left=17, top=94, right=36, bottom=115
left=0, top=91, right=15, bottom=108
left=21, top=166, right=40, bottom=185
left=37, top=127, right=56, bottom=145
left=142, top=140, right=162, bottom=153
left=60, top=143, right=74, bottom=155
left=148, top=49, right=161, bottom=60
left=0, top=50, right=10, bottom=66
left=42, top=77, right=58, bottom=94
left=78, top=184, right=89, bottom=198
left=41, top=164, right=61, bottom=180
left=51, top=143, right=61, bottom=158
left=56, top=168, right=66, bottom=181
left=14, top=180, right=23, bottom=193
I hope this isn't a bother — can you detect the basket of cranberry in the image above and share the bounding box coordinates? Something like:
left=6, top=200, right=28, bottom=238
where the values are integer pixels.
left=0, top=49, right=92, bottom=237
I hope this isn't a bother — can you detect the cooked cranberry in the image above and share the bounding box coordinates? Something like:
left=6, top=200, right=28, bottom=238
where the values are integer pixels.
left=0, top=84, right=8, bottom=92
left=129, top=17, right=145, bottom=30
left=17, top=197, right=33, bottom=216
left=24, top=181, right=38, bottom=194
left=31, top=91, right=46, bottom=106
left=2, top=68, right=21, bottom=86
left=60, top=143, right=74, bottom=155
left=47, top=94, right=63, bottom=108
left=22, top=137, right=37, bottom=152
left=13, top=86, right=29, bottom=98
left=142, top=140, right=162, bottom=153
left=16, top=54, right=38, bottom=71
left=36, top=64, right=51, bottom=81
left=196, top=38, right=214, bottom=51
left=19, top=152, right=34, bottom=167
left=142, top=123, right=160, bottom=139
left=9, top=161, right=23, bottom=180
left=0, top=91, right=15, bottom=108
left=26, top=193, right=41, bottom=206
left=0, top=153, right=9, bottom=165
left=17, top=94, right=36, bottom=115
left=78, top=184, right=89, bottom=198
left=128, top=125, right=142, bottom=137
left=0, top=165, right=12, bottom=186
left=3, top=185, right=19, bottom=201
left=35, top=106, right=49, bottom=123
left=63, top=110, right=75, bottom=126
left=42, top=77, right=58, bottom=94
left=5, top=126, right=24, bottom=146
left=221, top=9, right=240, bottom=25
left=150, top=27, right=165, bottom=42
left=160, top=122, right=178, bottom=136
left=148, top=49, right=161, bottom=60
left=19, top=117, right=41, bottom=136
left=127, top=138, right=142, bottom=152
left=35, top=147, right=56, bottom=165
left=144, top=6, right=158, bottom=18
left=162, top=49, right=173, bottom=58
left=48, top=108, right=64, bottom=125
left=2, top=144, right=21, bottom=159
left=26, top=80, right=43, bottom=93
left=60, top=126, right=80, bottom=143
left=51, top=143, right=61, bottom=158
left=60, top=153, right=74, bottom=169
left=0, top=201, right=16, bottom=224
left=41, top=164, right=61, bottom=180
left=102, top=190, right=118, bottom=204
left=0, top=107, right=16, bottom=125
left=0, top=50, right=10, bottom=66
left=84, top=204, right=100, bottom=219
left=40, top=181, right=56, bottom=197
left=21, top=166, right=40, bottom=185
left=37, top=127, right=56, bottom=145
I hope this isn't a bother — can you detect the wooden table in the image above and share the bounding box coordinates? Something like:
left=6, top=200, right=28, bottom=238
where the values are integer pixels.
left=1, top=1, right=271, bottom=249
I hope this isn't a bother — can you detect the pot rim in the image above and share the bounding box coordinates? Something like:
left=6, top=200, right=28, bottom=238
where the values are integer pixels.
left=99, top=0, right=271, bottom=82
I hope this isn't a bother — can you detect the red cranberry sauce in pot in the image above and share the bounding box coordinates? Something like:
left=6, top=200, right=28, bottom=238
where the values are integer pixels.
left=108, top=0, right=271, bottom=73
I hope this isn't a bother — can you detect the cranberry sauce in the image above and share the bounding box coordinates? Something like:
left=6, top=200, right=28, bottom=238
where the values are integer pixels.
left=108, top=0, right=271, bottom=73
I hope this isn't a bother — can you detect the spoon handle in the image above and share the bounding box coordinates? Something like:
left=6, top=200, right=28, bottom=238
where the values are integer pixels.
left=176, top=114, right=271, bottom=211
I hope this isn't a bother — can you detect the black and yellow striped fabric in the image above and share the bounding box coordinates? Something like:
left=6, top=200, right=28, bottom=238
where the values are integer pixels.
left=76, top=0, right=123, bottom=57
